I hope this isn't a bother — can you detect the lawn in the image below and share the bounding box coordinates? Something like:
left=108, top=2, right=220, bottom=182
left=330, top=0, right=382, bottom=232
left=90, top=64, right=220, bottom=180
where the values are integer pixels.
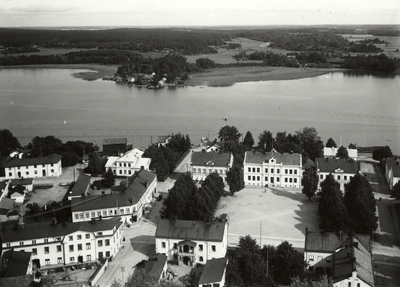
left=215, top=186, right=320, bottom=249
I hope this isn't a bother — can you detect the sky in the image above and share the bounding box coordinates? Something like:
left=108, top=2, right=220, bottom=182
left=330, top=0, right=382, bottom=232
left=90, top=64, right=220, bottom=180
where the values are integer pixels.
left=0, top=0, right=399, bottom=28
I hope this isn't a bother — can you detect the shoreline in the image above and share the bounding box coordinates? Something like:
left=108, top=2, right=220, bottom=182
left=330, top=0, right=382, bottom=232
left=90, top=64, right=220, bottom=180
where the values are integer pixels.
left=0, top=64, right=346, bottom=85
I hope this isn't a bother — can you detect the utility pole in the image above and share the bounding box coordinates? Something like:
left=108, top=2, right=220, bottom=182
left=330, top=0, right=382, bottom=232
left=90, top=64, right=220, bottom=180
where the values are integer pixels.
left=260, top=221, right=262, bottom=247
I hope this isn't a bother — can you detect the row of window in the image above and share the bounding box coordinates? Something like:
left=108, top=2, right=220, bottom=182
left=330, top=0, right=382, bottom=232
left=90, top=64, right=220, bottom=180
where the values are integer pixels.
left=74, top=208, right=131, bottom=220
left=247, top=167, right=298, bottom=175
left=68, top=243, right=92, bottom=252
left=308, top=255, right=331, bottom=262
left=161, top=242, right=217, bottom=252
left=9, top=168, right=55, bottom=177
left=247, top=176, right=298, bottom=183
left=118, top=162, right=134, bottom=168
left=192, top=168, right=225, bottom=174
left=12, top=163, right=55, bottom=170
left=319, top=174, right=353, bottom=181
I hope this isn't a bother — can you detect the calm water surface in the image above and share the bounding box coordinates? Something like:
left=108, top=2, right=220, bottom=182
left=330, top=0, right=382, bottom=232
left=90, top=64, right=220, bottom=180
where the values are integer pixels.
left=0, top=68, right=399, bottom=154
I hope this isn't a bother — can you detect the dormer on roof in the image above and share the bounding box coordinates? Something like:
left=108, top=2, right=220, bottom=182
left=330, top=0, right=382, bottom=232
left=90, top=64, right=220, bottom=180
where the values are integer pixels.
left=334, top=168, right=344, bottom=173
left=205, top=160, right=214, bottom=165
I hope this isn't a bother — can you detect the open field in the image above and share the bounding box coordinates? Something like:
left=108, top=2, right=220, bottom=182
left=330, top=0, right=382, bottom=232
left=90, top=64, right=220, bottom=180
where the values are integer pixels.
left=215, top=186, right=319, bottom=249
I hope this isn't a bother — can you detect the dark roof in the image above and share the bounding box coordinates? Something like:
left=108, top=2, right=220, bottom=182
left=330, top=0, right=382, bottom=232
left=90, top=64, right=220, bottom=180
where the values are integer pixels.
left=10, top=178, right=33, bottom=186
left=386, top=157, right=400, bottom=177
left=0, top=249, right=31, bottom=277
left=157, top=135, right=171, bottom=143
left=102, top=138, right=127, bottom=145
left=315, top=158, right=359, bottom=174
left=333, top=237, right=374, bottom=286
left=0, top=217, right=122, bottom=243
left=198, top=257, right=228, bottom=285
left=11, top=185, right=25, bottom=195
left=144, top=253, right=167, bottom=279
left=3, top=154, right=62, bottom=168
left=0, top=180, right=8, bottom=191
left=191, top=152, right=232, bottom=167
left=70, top=174, right=91, bottom=197
left=71, top=170, right=156, bottom=212
left=245, top=150, right=301, bottom=165
left=155, top=219, right=226, bottom=242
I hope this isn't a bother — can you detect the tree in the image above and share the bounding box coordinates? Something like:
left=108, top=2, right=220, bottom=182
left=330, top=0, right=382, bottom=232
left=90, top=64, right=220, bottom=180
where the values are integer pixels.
left=110, top=268, right=183, bottom=287
left=226, top=165, right=245, bottom=195
left=325, top=138, right=337, bottom=148
left=348, top=143, right=357, bottom=149
left=218, top=125, right=241, bottom=143
left=29, top=135, right=63, bottom=157
left=296, top=127, right=324, bottom=161
left=372, top=146, right=392, bottom=161
left=258, top=130, right=274, bottom=151
left=301, top=166, right=319, bottom=200
left=84, top=152, right=103, bottom=174
left=243, top=131, right=254, bottom=149
left=344, top=173, right=377, bottom=233
left=336, top=146, right=349, bottom=159
left=102, top=168, right=116, bottom=188
left=0, top=129, right=21, bottom=157
left=290, top=276, right=333, bottom=287
left=393, top=182, right=400, bottom=200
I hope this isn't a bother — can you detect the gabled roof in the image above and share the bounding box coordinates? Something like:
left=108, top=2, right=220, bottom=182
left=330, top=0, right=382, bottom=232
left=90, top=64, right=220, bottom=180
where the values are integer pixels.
left=0, top=249, right=32, bottom=277
left=198, top=257, right=228, bottom=285
left=70, top=174, right=91, bottom=197
left=144, top=253, right=167, bottom=279
left=315, top=158, right=359, bottom=174
left=105, top=149, right=150, bottom=169
left=244, top=150, right=301, bottom=166
left=0, top=217, right=122, bottom=243
left=0, top=198, right=15, bottom=210
left=10, top=185, right=25, bottom=196
left=191, top=152, right=232, bottom=167
left=3, top=154, right=62, bottom=168
left=10, top=178, right=33, bottom=186
left=71, top=170, right=156, bottom=212
left=156, top=219, right=226, bottom=242
left=102, top=138, right=127, bottom=145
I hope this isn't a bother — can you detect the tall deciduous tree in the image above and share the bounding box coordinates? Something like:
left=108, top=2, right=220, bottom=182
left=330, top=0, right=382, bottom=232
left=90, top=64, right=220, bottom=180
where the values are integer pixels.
left=227, top=165, right=245, bottom=195
left=296, top=127, right=324, bottom=161
left=258, top=130, right=274, bottom=151
left=301, top=166, right=319, bottom=201
left=336, top=146, right=349, bottom=159
left=218, top=125, right=241, bottom=143
left=243, top=131, right=254, bottom=149
left=325, top=138, right=337, bottom=148
left=85, top=152, right=103, bottom=174
left=393, top=182, right=400, bottom=201
left=0, top=129, right=21, bottom=157
left=372, top=146, right=392, bottom=161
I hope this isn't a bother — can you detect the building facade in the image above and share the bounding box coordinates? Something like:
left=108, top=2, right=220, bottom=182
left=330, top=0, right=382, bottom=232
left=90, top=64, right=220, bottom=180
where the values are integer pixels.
left=315, top=158, right=359, bottom=192
left=190, top=152, right=233, bottom=183
left=243, top=149, right=302, bottom=188
left=102, top=138, right=128, bottom=156
left=3, top=154, right=62, bottom=180
left=0, top=218, right=123, bottom=270
left=384, top=156, right=400, bottom=190
left=155, top=219, right=228, bottom=267
left=323, top=147, right=358, bottom=160
left=71, top=170, right=157, bottom=223
left=105, top=148, right=151, bottom=177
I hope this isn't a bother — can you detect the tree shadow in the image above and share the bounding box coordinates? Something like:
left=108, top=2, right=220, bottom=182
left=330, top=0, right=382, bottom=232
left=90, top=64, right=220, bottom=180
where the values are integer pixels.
left=130, top=235, right=155, bottom=257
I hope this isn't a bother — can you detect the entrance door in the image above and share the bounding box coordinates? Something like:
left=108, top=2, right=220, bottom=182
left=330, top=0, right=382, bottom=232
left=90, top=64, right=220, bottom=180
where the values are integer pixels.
left=18, top=171, right=21, bottom=178
left=78, top=256, right=83, bottom=263
left=42, top=170, right=46, bottom=177
left=32, top=259, right=41, bottom=270
left=270, top=177, right=274, bottom=184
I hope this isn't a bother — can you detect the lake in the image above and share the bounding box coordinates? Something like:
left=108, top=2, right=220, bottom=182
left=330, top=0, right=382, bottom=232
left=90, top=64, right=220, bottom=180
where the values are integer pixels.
left=0, top=68, right=399, bottom=154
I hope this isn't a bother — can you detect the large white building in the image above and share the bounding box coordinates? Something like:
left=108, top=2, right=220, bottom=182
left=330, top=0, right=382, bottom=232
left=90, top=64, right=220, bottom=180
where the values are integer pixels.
left=0, top=217, right=123, bottom=270
left=190, top=151, right=233, bottom=183
left=304, top=229, right=374, bottom=287
left=323, top=147, right=358, bottom=160
left=3, top=154, right=62, bottom=179
left=315, top=158, right=359, bottom=192
left=243, top=149, right=302, bottom=188
left=155, top=219, right=228, bottom=267
left=71, top=169, right=157, bottom=223
left=105, top=148, right=151, bottom=176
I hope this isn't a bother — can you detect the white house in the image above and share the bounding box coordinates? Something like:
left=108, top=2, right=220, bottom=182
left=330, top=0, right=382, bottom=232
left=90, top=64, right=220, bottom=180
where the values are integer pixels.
left=155, top=219, right=228, bottom=267
left=71, top=169, right=157, bottom=223
left=315, top=158, right=359, bottom=192
left=3, top=154, right=62, bottom=179
left=324, top=147, right=358, bottom=160
left=243, top=149, right=302, bottom=188
left=9, top=185, right=26, bottom=204
left=198, top=257, right=228, bottom=287
left=0, top=217, right=123, bottom=270
left=190, top=152, right=233, bottom=183
left=304, top=229, right=374, bottom=287
left=384, top=156, right=400, bottom=190
left=105, top=148, right=151, bottom=177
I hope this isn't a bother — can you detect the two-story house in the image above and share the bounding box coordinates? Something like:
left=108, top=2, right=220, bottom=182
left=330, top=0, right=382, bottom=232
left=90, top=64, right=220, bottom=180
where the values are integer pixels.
left=71, top=169, right=157, bottom=223
left=105, top=148, right=151, bottom=177
left=324, top=147, right=358, bottom=160
left=191, top=152, right=233, bottom=183
left=3, top=154, right=62, bottom=179
left=243, top=149, right=302, bottom=188
left=0, top=217, right=123, bottom=270
left=155, top=219, right=228, bottom=267
left=315, top=158, right=359, bottom=192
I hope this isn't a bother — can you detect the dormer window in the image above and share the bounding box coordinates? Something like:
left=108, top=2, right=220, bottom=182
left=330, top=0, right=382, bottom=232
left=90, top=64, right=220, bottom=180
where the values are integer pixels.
left=334, top=168, right=343, bottom=173
left=205, top=160, right=214, bottom=165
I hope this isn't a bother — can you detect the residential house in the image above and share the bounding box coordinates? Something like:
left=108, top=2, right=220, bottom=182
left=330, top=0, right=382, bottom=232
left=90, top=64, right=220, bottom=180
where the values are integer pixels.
left=0, top=249, right=32, bottom=278
left=102, top=138, right=128, bottom=156
left=3, top=154, right=62, bottom=179
left=10, top=178, right=34, bottom=192
left=155, top=219, right=228, bottom=267
left=68, top=174, right=92, bottom=200
left=324, top=147, right=358, bottom=160
left=105, top=148, right=151, bottom=177
left=198, top=257, right=228, bottom=287
left=144, top=253, right=168, bottom=282
left=304, top=229, right=373, bottom=287
left=206, top=143, right=222, bottom=153
left=9, top=185, right=26, bottom=204
left=315, top=158, right=359, bottom=192
left=243, top=149, right=302, bottom=188
left=191, top=152, right=233, bottom=183
left=384, top=156, right=400, bottom=190
left=0, top=217, right=123, bottom=270
left=71, top=169, right=157, bottom=223
left=156, top=135, right=172, bottom=148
